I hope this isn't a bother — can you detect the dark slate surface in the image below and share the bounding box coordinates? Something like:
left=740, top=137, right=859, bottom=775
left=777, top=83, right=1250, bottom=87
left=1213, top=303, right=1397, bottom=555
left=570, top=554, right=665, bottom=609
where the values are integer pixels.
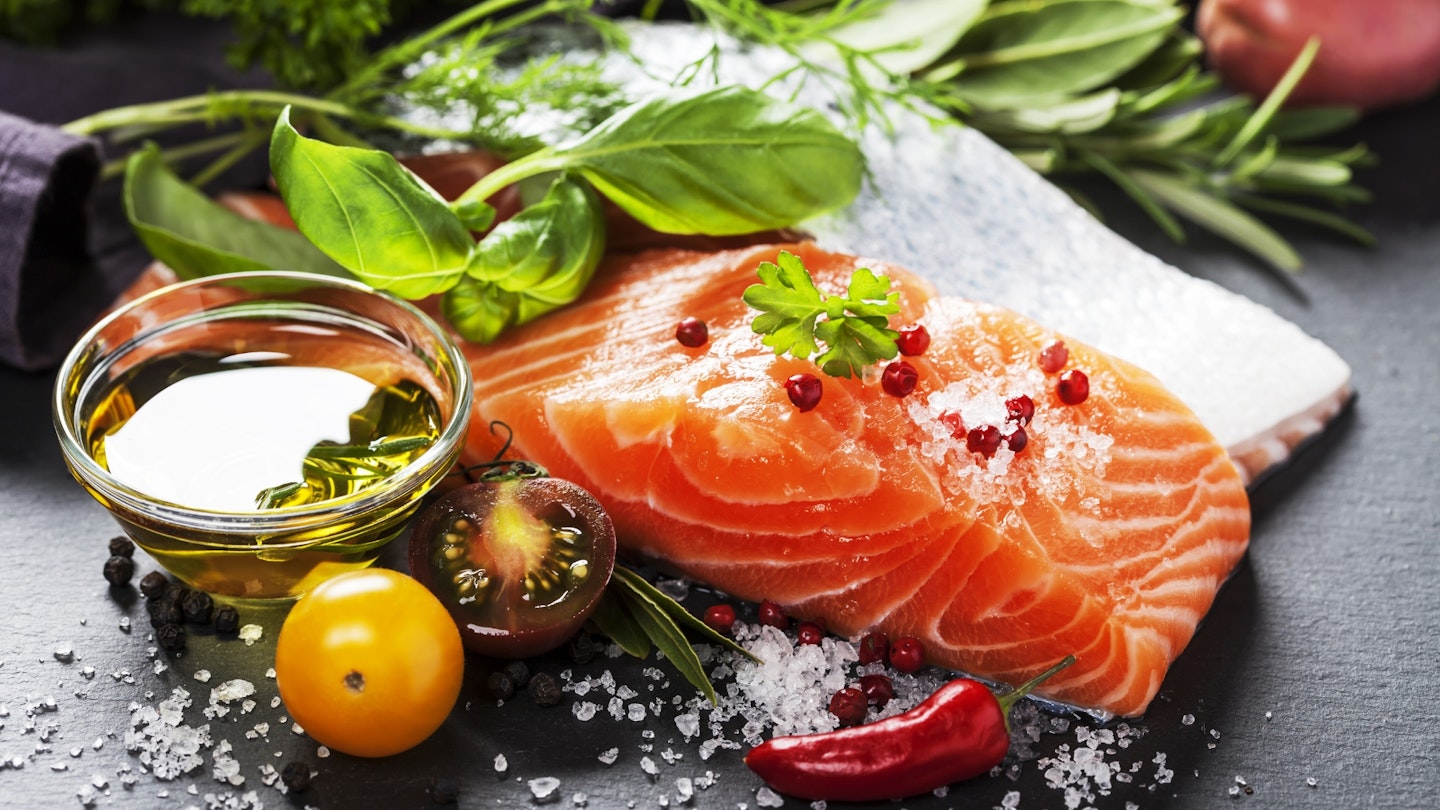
left=2, top=44, right=1438, bottom=810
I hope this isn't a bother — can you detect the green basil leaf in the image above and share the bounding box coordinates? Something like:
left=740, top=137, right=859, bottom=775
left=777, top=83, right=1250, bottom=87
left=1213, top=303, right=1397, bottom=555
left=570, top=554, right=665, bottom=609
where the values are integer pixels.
left=123, top=143, right=351, bottom=281
left=444, top=175, right=606, bottom=343
left=467, top=176, right=605, bottom=298
left=554, top=85, right=862, bottom=235
left=441, top=276, right=521, bottom=344
left=935, top=0, right=1183, bottom=109
left=269, top=107, right=473, bottom=299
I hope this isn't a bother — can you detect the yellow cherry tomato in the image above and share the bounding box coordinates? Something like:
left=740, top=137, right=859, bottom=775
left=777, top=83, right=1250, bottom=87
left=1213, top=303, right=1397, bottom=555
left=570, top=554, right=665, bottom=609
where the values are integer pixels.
left=275, top=568, right=464, bottom=758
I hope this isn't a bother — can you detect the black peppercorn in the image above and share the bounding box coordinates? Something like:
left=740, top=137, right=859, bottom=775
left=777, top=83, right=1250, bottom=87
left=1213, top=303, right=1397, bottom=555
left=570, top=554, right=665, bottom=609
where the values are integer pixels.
left=181, top=590, right=214, bottom=625
left=155, top=622, right=186, bottom=652
left=503, top=660, right=530, bottom=689
left=162, top=582, right=188, bottom=604
left=485, top=671, right=515, bottom=701
left=107, top=536, right=135, bottom=558
left=150, top=602, right=182, bottom=629
left=529, top=672, right=561, bottom=707
left=213, top=605, right=240, bottom=635
left=280, top=761, right=312, bottom=793
left=430, top=776, right=459, bottom=805
left=103, top=555, right=135, bottom=586
left=138, top=571, right=169, bottom=599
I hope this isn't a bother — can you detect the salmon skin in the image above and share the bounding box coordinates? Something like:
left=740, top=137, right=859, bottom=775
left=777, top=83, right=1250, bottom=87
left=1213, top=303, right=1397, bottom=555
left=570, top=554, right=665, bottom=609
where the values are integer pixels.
left=460, top=242, right=1250, bottom=718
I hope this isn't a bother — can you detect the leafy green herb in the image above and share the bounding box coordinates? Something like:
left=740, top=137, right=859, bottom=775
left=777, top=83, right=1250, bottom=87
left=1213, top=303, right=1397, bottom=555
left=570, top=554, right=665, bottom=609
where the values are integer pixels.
left=254, top=481, right=305, bottom=510
left=123, top=142, right=351, bottom=280
left=269, top=108, right=473, bottom=299
left=443, top=175, right=606, bottom=343
left=262, top=84, right=861, bottom=343
left=593, top=566, right=758, bottom=705
left=452, top=85, right=863, bottom=236
left=743, top=250, right=900, bottom=378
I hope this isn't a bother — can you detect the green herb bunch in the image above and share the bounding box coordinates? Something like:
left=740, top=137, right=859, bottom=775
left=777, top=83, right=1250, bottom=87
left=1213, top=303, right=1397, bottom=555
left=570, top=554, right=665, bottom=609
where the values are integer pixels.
left=676, top=0, right=1372, bottom=274
left=744, top=250, right=901, bottom=379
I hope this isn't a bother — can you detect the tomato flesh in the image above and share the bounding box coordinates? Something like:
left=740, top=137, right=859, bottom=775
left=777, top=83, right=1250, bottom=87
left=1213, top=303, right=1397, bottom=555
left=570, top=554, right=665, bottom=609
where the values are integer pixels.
left=409, top=476, right=616, bottom=658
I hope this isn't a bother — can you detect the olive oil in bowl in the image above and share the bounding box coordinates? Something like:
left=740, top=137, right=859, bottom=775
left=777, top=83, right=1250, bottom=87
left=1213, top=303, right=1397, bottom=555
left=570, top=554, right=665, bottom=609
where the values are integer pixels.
left=54, top=273, right=472, bottom=600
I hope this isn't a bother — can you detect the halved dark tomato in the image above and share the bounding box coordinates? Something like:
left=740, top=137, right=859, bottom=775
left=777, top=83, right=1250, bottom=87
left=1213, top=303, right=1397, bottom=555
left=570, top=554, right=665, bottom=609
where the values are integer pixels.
left=408, top=468, right=616, bottom=659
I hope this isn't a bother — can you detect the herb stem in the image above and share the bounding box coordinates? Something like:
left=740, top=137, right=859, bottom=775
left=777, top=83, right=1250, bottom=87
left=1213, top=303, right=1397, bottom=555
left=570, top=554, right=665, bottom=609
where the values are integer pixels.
left=97, top=130, right=257, bottom=181
left=450, top=146, right=566, bottom=209
left=188, top=128, right=270, bottom=188
left=333, top=0, right=585, bottom=104
left=305, top=435, right=435, bottom=459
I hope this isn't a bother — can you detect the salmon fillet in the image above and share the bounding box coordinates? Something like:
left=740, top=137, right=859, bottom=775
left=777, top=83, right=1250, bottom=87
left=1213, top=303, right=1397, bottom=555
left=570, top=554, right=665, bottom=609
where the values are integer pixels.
left=480, top=242, right=1255, bottom=717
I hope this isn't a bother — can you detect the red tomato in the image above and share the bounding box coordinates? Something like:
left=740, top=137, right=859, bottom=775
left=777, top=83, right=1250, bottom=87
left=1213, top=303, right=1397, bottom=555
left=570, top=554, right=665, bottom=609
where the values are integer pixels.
left=274, top=568, right=464, bottom=758
left=1198, top=0, right=1440, bottom=110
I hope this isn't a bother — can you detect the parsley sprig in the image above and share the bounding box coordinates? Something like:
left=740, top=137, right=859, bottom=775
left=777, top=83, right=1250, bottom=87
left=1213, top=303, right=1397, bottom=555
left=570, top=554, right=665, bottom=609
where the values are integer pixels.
left=743, top=250, right=900, bottom=379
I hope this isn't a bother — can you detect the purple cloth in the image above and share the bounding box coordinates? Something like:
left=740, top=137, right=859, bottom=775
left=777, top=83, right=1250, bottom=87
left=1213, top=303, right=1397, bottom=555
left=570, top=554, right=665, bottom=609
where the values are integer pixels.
left=0, top=15, right=271, bottom=370
left=0, top=111, right=106, bottom=370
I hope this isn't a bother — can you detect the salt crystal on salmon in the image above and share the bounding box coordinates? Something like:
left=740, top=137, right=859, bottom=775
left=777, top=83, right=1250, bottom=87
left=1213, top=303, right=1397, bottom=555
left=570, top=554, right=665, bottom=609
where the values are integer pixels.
left=462, top=242, right=1250, bottom=717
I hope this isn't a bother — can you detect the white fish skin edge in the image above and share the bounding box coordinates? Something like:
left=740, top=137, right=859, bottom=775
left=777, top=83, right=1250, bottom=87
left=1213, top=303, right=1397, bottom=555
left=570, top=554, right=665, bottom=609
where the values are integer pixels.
left=805, top=122, right=1353, bottom=485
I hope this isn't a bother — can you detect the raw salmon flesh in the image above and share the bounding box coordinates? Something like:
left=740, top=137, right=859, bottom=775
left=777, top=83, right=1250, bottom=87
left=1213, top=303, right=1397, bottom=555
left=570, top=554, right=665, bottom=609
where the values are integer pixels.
left=462, top=242, right=1251, bottom=717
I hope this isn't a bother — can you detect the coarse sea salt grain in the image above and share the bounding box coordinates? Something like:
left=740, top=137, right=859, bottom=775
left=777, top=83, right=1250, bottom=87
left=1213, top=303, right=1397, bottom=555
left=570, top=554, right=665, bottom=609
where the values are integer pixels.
left=123, top=687, right=211, bottom=781
left=755, top=786, right=784, bottom=807
left=529, top=776, right=560, bottom=800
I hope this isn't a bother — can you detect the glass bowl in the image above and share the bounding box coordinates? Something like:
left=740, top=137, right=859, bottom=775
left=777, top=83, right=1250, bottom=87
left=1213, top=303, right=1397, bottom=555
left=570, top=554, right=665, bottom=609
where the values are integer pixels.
left=53, top=272, right=473, bottom=600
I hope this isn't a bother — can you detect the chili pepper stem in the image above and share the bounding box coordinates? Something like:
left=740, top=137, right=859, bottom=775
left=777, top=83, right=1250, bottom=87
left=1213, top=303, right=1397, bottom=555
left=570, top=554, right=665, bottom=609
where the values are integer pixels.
left=996, top=655, right=1076, bottom=729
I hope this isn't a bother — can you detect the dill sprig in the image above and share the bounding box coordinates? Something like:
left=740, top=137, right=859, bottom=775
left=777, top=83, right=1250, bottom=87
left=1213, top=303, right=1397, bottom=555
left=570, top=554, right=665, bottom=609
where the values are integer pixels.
left=62, top=0, right=621, bottom=180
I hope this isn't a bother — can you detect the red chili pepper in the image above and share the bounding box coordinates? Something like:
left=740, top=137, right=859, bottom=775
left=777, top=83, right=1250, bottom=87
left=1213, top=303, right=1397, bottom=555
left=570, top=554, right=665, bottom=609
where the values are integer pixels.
left=744, top=656, right=1074, bottom=802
